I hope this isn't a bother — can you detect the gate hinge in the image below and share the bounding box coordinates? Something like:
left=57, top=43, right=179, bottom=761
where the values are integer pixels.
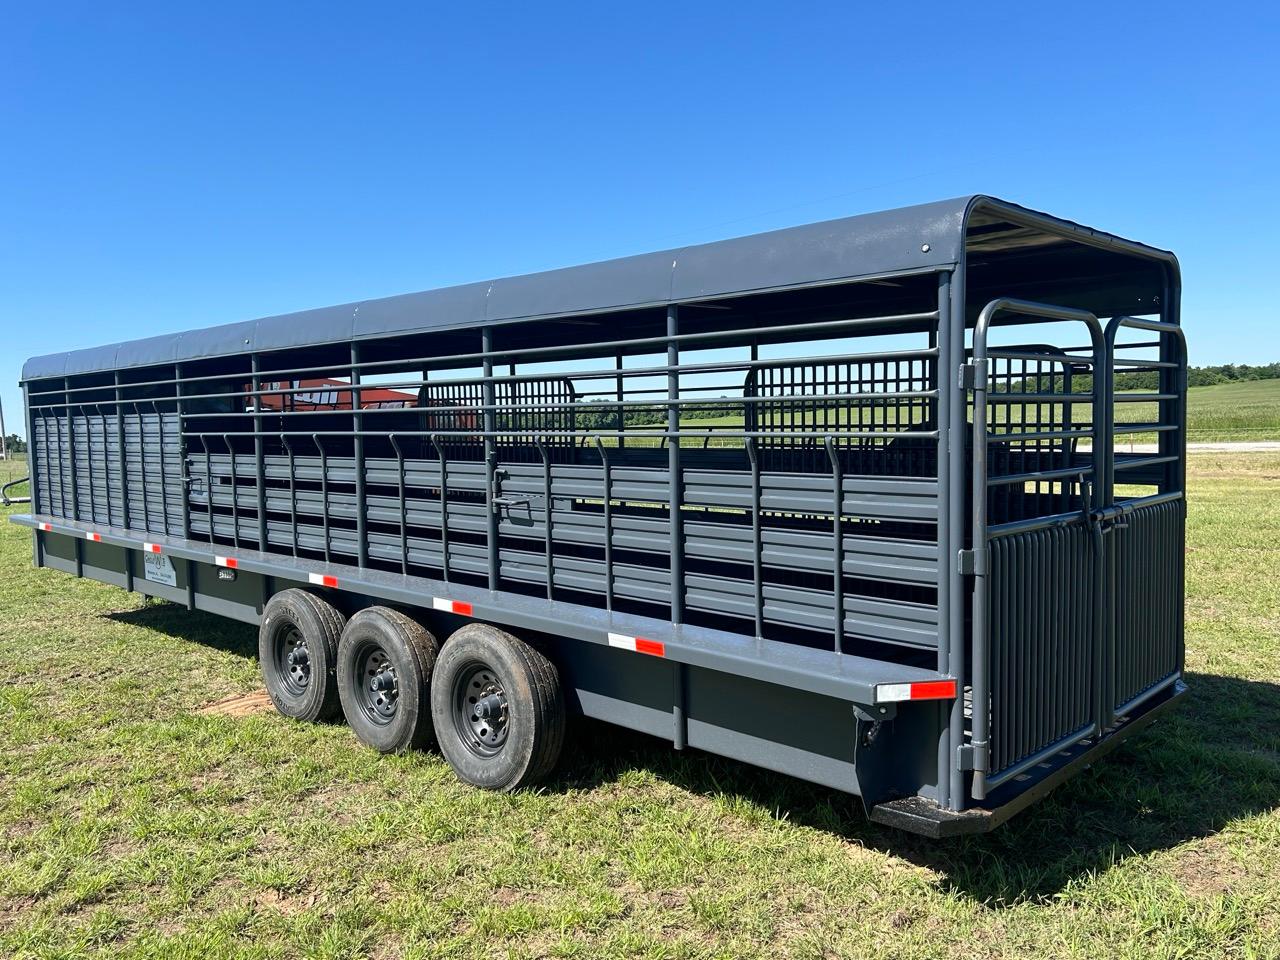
left=957, top=740, right=989, bottom=772
left=958, top=360, right=987, bottom=391
left=957, top=547, right=988, bottom=576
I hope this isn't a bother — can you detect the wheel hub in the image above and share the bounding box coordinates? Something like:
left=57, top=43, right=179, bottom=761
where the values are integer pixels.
left=455, top=665, right=509, bottom=757
left=276, top=627, right=312, bottom=696
left=355, top=644, right=399, bottom=725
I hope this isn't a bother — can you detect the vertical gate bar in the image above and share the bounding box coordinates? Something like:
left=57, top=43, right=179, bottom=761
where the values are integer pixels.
left=935, top=271, right=953, bottom=811
left=666, top=305, right=683, bottom=623
left=432, top=435, right=451, bottom=581
left=389, top=435, right=408, bottom=575
left=824, top=436, right=844, bottom=654
left=351, top=343, right=368, bottom=568
left=482, top=327, right=499, bottom=591
left=594, top=437, right=614, bottom=613
left=24, top=382, right=42, bottom=566
left=59, top=401, right=77, bottom=520
left=252, top=356, right=268, bottom=551
left=745, top=437, right=764, bottom=639
left=314, top=435, right=330, bottom=564
left=946, top=267, right=966, bottom=809
left=970, top=306, right=991, bottom=800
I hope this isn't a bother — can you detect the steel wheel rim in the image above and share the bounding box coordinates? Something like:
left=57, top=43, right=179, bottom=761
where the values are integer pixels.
left=275, top=626, right=311, bottom=697
left=452, top=662, right=509, bottom=758
left=353, top=641, right=399, bottom=726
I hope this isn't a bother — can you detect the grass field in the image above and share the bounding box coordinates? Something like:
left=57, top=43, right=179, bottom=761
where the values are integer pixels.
left=0, top=453, right=1278, bottom=959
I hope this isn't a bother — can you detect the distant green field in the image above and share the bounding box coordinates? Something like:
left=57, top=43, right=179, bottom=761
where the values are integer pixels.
left=1181, top=378, right=1280, bottom=442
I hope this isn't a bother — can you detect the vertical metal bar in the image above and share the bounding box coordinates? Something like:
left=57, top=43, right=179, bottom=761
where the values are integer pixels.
left=282, top=435, right=298, bottom=558
left=252, top=356, right=268, bottom=551
left=389, top=434, right=408, bottom=575
left=934, top=271, right=953, bottom=812
left=202, top=436, right=214, bottom=545
left=314, top=434, right=330, bottom=564
left=223, top=435, right=239, bottom=549
left=615, top=351, right=625, bottom=450
left=136, top=403, right=151, bottom=532
left=152, top=402, right=168, bottom=535
left=351, top=343, right=368, bottom=568
left=593, top=437, right=614, bottom=613
left=946, top=267, right=966, bottom=810
left=482, top=327, right=499, bottom=591
left=667, top=305, right=683, bottom=623
left=82, top=405, right=96, bottom=523
left=175, top=364, right=191, bottom=539
left=970, top=317, right=991, bottom=800
left=59, top=400, right=77, bottom=520
left=744, top=437, right=764, bottom=639
left=824, top=436, right=844, bottom=653
left=536, top=437, right=553, bottom=600
left=431, top=434, right=451, bottom=581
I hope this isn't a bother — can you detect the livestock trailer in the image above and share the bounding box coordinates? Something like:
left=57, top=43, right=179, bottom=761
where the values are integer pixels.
left=12, top=195, right=1187, bottom=836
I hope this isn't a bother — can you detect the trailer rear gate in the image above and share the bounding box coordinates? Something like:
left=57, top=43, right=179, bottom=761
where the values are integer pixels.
left=13, top=195, right=1187, bottom=835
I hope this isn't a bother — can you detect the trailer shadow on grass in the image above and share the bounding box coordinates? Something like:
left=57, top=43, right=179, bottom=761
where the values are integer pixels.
left=103, top=600, right=1280, bottom=907
left=553, top=670, right=1280, bottom=906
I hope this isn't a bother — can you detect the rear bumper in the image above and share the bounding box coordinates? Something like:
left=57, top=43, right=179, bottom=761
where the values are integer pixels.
left=869, top=678, right=1188, bottom=838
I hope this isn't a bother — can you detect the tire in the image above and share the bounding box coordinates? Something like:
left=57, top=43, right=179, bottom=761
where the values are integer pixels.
left=259, top=589, right=345, bottom=722
left=337, top=607, right=440, bottom=753
left=430, top=623, right=565, bottom=792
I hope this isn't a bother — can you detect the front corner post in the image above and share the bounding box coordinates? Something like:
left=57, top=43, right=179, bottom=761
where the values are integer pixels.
left=666, top=305, right=683, bottom=625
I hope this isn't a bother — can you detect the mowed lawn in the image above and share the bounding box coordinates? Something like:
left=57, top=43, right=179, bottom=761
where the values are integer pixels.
left=0, top=453, right=1277, bottom=959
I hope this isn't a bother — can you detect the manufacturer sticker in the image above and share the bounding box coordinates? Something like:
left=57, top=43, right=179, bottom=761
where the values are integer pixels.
left=143, top=552, right=178, bottom=587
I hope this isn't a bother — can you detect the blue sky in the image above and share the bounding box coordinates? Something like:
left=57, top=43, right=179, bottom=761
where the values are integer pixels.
left=2, top=2, right=1277, bottom=437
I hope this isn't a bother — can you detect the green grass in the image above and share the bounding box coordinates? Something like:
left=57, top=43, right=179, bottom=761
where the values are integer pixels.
left=1, top=453, right=1278, bottom=958
left=1181, top=379, right=1280, bottom=442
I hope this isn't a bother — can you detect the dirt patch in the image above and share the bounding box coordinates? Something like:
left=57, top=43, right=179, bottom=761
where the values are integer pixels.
left=1169, top=843, right=1248, bottom=898
left=197, top=690, right=274, bottom=717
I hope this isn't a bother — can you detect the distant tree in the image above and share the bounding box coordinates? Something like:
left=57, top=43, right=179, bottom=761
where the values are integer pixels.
left=3, top=434, right=26, bottom=454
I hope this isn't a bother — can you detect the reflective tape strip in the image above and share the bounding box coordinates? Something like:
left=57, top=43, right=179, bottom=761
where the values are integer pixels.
left=875, top=679, right=957, bottom=703
left=432, top=597, right=473, bottom=616
left=214, top=557, right=238, bottom=569
left=38, top=522, right=53, bottom=532
left=143, top=543, right=161, bottom=554
left=607, top=632, right=665, bottom=657
left=86, top=532, right=102, bottom=542
left=308, top=573, right=338, bottom=588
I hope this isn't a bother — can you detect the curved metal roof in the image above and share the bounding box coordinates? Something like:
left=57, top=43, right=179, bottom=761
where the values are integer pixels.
left=21, top=195, right=1177, bottom=382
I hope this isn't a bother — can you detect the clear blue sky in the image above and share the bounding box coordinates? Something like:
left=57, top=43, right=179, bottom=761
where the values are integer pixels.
left=3, top=2, right=1277, bottom=438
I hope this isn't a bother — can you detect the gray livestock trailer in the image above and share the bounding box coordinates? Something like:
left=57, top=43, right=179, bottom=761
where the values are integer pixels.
left=12, top=195, right=1187, bottom=836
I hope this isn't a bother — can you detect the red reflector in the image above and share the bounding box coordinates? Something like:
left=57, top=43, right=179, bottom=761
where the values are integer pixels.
left=910, top=680, right=957, bottom=700
left=451, top=601, right=473, bottom=616
left=226, top=558, right=238, bottom=569
left=634, top=637, right=665, bottom=657
left=322, top=575, right=338, bottom=588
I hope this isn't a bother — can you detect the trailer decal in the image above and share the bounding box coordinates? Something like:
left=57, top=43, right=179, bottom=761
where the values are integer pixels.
left=214, top=556, right=238, bottom=569
left=432, top=597, right=473, bottom=616
left=875, top=679, right=956, bottom=703
left=38, top=522, right=52, bottom=532
left=86, top=531, right=102, bottom=542
left=143, top=543, right=161, bottom=554
left=607, top=633, right=666, bottom=657
left=308, top=573, right=339, bottom=588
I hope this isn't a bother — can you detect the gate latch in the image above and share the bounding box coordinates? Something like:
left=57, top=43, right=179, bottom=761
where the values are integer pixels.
left=959, top=360, right=988, bottom=391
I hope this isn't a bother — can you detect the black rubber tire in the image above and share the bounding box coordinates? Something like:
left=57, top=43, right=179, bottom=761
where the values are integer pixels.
left=258, top=589, right=345, bottom=722
left=430, top=623, right=565, bottom=792
left=337, top=607, right=440, bottom=753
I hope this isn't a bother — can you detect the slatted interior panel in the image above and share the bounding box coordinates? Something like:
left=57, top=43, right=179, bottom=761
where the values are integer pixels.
left=1109, top=498, right=1185, bottom=712
left=986, top=522, right=1096, bottom=780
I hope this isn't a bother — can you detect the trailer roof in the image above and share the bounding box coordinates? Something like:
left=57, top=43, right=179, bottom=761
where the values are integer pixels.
left=22, top=195, right=1178, bottom=382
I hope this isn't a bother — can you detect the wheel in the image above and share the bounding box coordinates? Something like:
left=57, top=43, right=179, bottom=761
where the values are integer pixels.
left=337, top=607, right=440, bottom=753
left=258, top=589, right=345, bottom=722
left=430, top=623, right=565, bottom=791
